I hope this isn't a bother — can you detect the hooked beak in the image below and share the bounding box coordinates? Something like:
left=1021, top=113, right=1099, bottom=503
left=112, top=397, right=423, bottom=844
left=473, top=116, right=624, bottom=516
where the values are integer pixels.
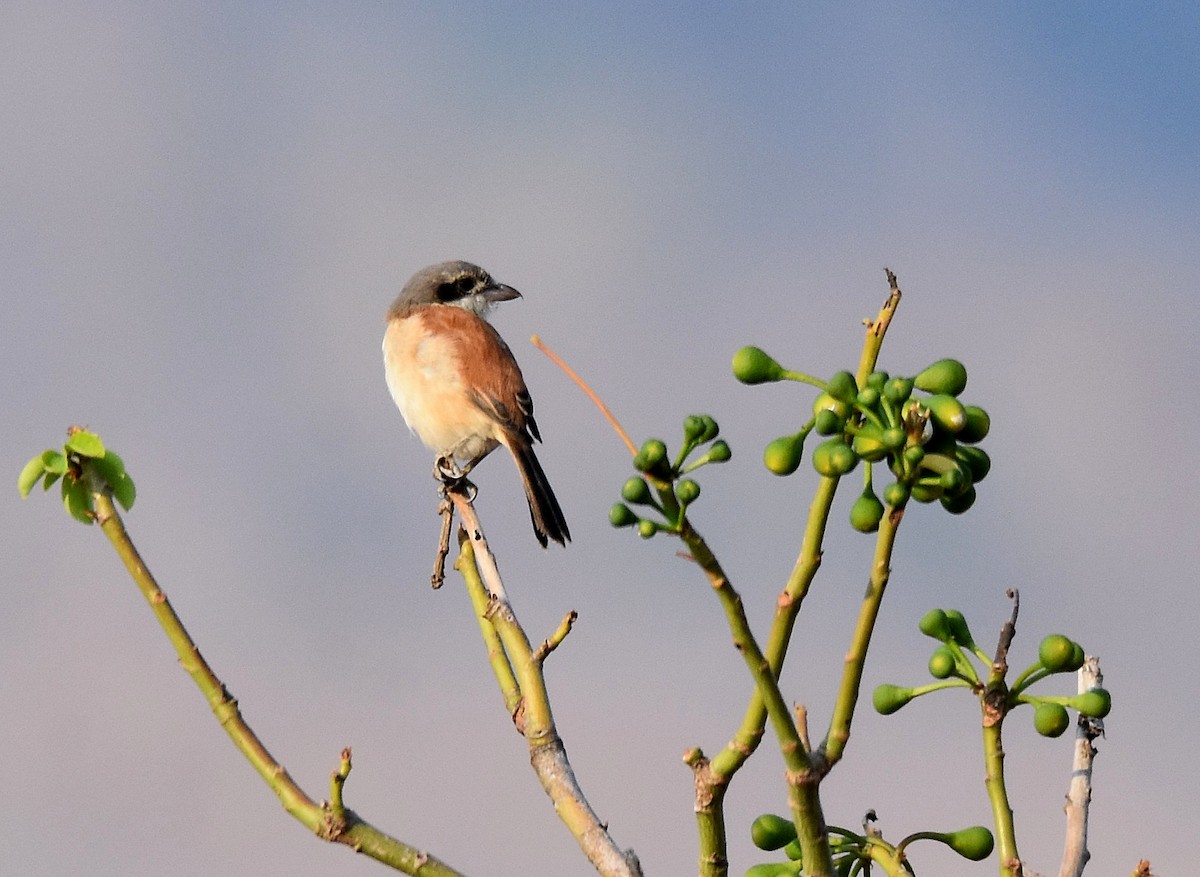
left=481, top=283, right=522, bottom=304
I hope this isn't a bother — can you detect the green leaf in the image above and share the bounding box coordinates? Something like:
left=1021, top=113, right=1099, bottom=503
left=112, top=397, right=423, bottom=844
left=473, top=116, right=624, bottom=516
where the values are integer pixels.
left=41, top=449, right=69, bottom=475
left=112, top=476, right=136, bottom=510
left=61, top=475, right=95, bottom=525
left=18, top=455, right=46, bottom=498
left=66, top=430, right=106, bottom=458
left=42, top=471, right=63, bottom=491
left=90, top=451, right=136, bottom=510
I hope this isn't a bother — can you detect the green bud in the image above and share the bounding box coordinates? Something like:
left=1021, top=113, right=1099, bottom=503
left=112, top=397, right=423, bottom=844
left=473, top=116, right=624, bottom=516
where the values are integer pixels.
left=750, top=813, right=797, bottom=851
left=919, top=608, right=953, bottom=642
left=940, top=484, right=976, bottom=514
left=812, top=391, right=850, bottom=422
left=676, top=479, right=701, bottom=504
left=826, top=370, right=859, bottom=405
left=903, top=444, right=925, bottom=467
left=958, top=405, right=991, bottom=444
left=914, top=358, right=968, bottom=396
left=866, top=370, right=889, bottom=391
left=944, top=609, right=976, bottom=648
left=955, top=446, right=991, bottom=483
left=910, top=479, right=943, bottom=503
left=706, top=440, right=732, bottom=463
left=882, top=481, right=910, bottom=508
left=764, top=433, right=806, bottom=476
left=683, top=415, right=707, bottom=442
left=940, top=826, right=995, bottom=861
left=924, top=394, right=968, bottom=433
left=884, top=376, right=915, bottom=405
left=733, top=346, right=785, bottom=384
left=633, top=439, right=668, bottom=473
left=609, top=503, right=638, bottom=528
left=851, top=426, right=890, bottom=463
left=1034, top=702, right=1071, bottom=738
left=938, top=465, right=967, bottom=495
left=621, top=477, right=652, bottom=505
left=873, top=683, right=915, bottom=715
left=814, top=407, right=845, bottom=436
left=698, top=415, right=720, bottom=442
left=849, top=486, right=885, bottom=533
left=637, top=519, right=658, bottom=539
left=857, top=386, right=880, bottom=409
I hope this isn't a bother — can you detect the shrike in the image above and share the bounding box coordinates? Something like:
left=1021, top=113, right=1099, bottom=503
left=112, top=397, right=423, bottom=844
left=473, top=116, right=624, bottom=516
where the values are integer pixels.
left=382, top=261, right=570, bottom=547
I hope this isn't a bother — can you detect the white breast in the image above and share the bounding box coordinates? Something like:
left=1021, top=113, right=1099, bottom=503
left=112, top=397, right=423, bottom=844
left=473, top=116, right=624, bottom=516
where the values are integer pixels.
left=382, top=317, right=499, bottom=461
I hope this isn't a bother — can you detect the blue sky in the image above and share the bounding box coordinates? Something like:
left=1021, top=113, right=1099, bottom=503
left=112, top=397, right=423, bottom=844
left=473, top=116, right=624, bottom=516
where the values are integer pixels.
left=3, top=4, right=1197, bottom=876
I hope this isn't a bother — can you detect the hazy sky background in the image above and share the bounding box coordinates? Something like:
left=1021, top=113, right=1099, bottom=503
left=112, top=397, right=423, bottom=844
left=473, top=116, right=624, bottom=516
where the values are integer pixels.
left=3, top=4, right=1197, bottom=876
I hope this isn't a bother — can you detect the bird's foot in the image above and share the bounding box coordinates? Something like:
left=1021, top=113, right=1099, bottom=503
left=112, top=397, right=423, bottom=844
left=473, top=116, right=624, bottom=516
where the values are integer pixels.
left=434, top=456, right=478, bottom=501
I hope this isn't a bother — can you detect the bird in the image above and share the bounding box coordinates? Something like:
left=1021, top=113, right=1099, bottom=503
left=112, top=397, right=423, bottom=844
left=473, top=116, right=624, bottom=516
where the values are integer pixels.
left=382, top=260, right=570, bottom=547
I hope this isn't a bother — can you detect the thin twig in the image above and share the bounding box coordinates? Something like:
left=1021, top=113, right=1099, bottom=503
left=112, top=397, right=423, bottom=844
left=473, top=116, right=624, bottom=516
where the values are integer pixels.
left=1059, top=657, right=1104, bottom=877
left=449, top=492, right=642, bottom=877
left=532, top=334, right=637, bottom=456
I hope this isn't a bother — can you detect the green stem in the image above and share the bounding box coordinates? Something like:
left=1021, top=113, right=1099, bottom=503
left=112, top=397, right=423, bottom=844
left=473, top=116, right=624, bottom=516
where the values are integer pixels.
left=90, top=490, right=467, bottom=876
left=982, top=719, right=1022, bottom=877
left=682, top=526, right=834, bottom=877
left=708, top=475, right=839, bottom=779
left=822, top=502, right=902, bottom=766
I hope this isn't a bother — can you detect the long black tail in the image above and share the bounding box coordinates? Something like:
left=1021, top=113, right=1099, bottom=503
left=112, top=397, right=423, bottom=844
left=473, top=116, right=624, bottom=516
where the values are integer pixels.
left=510, top=441, right=570, bottom=548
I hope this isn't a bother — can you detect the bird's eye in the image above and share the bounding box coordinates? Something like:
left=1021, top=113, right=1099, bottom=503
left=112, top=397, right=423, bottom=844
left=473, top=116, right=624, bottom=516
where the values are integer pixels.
left=435, top=282, right=460, bottom=301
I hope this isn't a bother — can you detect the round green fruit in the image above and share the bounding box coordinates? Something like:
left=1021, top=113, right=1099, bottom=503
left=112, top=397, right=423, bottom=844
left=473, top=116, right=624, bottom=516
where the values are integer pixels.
left=633, top=439, right=668, bottom=472
left=928, top=646, right=957, bottom=679
left=1034, top=702, right=1071, bottom=737
left=812, top=438, right=857, bottom=478
left=750, top=813, right=797, bottom=851
left=882, top=481, right=910, bottom=508
left=1038, top=634, right=1076, bottom=672
left=1073, top=688, right=1112, bottom=718
left=676, top=479, right=700, bottom=504
left=883, top=376, right=914, bottom=405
